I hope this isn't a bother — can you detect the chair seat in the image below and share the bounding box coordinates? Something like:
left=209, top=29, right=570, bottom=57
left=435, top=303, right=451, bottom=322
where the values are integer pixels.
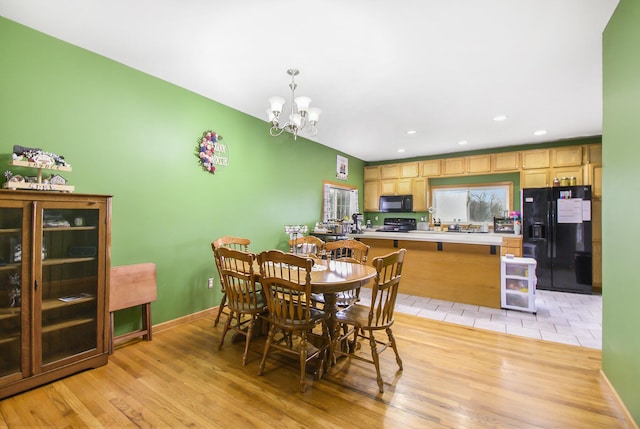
left=278, top=306, right=329, bottom=328
left=335, top=303, right=372, bottom=327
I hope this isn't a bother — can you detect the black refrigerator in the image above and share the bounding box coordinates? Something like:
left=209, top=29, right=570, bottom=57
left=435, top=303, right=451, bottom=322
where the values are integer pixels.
left=522, top=186, right=592, bottom=294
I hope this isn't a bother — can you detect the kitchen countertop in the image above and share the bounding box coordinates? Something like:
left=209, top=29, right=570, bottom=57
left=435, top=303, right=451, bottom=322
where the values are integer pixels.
left=350, top=229, right=521, bottom=246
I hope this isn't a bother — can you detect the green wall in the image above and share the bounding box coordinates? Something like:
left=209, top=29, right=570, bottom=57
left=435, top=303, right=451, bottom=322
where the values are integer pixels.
left=0, top=17, right=364, bottom=330
left=603, top=0, right=640, bottom=424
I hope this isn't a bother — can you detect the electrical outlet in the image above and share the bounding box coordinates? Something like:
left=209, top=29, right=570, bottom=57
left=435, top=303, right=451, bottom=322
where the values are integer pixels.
left=208, top=277, right=214, bottom=289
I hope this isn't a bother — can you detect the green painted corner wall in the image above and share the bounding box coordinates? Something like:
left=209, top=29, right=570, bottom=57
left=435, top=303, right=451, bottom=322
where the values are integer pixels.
left=603, top=0, right=640, bottom=424
left=0, top=17, right=365, bottom=331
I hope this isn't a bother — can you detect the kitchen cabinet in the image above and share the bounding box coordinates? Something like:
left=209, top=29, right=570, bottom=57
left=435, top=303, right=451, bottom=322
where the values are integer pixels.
left=0, top=191, right=111, bottom=399
left=550, top=166, right=583, bottom=186
left=399, top=162, right=419, bottom=178
left=380, top=179, right=397, bottom=195
left=583, top=144, right=602, bottom=165
left=420, top=159, right=441, bottom=177
left=501, top=236, right=522, bottom=257
left=521, top=149, right=550, bottom=170
left=492, top=152, right=520, bottom=172
left=521, top=169, right=549, bottom=188
left=501, top=256, right=537, bottom=313
left=363, top=181, right=380, bottom=211
left=442, top=157, right=466, bottom=176
left=412, top=179, right=427, bottom=212
left=380, top=164, right=399, bottom=179
left=465, top=155, right=492, bottom=174
left=588, top=164, right=603, bottom=197
left=396, top=178, right=413, bottom=195
left=552, top=146, right=583, bottom=167
left=364, top=166, right=381, bottom=182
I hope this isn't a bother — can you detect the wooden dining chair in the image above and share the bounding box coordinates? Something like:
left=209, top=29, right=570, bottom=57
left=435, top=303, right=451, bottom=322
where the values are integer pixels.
left=211, top=236, right=251, bottom=327
left=288, top=235, right=325, bottom=257
left=332, top=248, right=406, bottom=393
left=317, top=239, right=371, bottom=307
left=215, top=247, right=266, bottom=365
left=257, top=249, right=331, bottom=393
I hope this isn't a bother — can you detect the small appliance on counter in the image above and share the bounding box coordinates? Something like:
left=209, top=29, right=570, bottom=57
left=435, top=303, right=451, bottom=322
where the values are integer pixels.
left=351, top=213, right=364, bottom=233
left=375, top=217, right=417, bottom=232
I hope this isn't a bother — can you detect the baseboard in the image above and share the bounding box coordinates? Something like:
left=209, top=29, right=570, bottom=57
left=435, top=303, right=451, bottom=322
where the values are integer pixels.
left=153, top=307, right=217, bottom=334
left=600, top=369, right=639, bottom=428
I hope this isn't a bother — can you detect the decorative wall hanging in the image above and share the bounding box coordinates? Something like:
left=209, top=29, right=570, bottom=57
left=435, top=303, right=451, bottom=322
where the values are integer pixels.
left=336, top=155, right=348, bottom=180
left=196, top=130, right=229, bottom=174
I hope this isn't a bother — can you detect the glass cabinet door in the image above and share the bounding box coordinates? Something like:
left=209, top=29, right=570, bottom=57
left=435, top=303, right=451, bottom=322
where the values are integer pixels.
left=36, top=204, right=104, bottom=368
left=0, top=202, right=28, bottom=380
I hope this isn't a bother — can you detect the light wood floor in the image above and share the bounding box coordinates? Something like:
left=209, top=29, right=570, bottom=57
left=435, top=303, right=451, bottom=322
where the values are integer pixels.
left=0, top=311, right=634, bottom=428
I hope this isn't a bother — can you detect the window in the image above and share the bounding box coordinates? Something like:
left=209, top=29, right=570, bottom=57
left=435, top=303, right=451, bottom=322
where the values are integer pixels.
left=431, top=183, right=511, bottom=224
left=322, top=181, right=359, bottom=222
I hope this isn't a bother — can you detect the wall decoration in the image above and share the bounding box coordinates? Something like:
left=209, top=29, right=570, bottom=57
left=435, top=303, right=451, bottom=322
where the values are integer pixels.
left=196, top=130, right=229, bottom=174
left=336, top=155, right=348, bottom=180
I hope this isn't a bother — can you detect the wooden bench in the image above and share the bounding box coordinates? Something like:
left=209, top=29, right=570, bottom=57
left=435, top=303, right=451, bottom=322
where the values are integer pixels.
left=109, top=262, right=157, bottom=354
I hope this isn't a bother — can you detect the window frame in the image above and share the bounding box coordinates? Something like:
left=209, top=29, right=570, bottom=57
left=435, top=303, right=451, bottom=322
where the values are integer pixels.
left=429, top=181, right=514, bottom=224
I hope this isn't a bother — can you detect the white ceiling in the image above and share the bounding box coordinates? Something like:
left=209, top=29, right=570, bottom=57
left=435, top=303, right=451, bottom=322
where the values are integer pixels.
left=0, top=0, right=618, bottom=162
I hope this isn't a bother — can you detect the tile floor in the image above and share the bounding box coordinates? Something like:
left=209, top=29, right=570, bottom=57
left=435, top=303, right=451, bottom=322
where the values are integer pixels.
left=360, top=288, right=603, bottom=349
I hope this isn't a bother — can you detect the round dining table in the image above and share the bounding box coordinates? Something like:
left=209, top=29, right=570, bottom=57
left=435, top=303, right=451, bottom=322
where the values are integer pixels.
left=252, top=256, right=376, bottom=371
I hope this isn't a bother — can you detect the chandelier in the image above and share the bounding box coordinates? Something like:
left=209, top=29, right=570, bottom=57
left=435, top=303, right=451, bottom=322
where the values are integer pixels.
left=267, top=68, right=321, bottom=140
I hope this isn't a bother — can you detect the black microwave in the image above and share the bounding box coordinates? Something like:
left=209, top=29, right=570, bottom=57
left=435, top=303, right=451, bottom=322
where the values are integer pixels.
left=379, top=195, right=413, bottom=213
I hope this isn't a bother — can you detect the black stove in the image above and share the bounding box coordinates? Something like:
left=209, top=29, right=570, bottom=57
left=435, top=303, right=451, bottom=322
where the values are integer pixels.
left=376, top=217, right=417, bottom=232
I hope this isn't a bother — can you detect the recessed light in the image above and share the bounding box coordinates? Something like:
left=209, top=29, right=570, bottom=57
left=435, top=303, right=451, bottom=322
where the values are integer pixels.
left=493, top=115, right=508, bottom=121
left=397, top=148, right=406, bottom=153
left=457, top=140, right=468, bottom=146
left=534, top=130, right=547, bottom=136
left=406, top=130, right=417, bottom=135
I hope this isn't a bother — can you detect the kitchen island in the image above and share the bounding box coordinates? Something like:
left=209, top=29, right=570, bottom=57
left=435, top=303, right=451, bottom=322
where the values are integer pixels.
left=352, top=230, right=521, bottom=309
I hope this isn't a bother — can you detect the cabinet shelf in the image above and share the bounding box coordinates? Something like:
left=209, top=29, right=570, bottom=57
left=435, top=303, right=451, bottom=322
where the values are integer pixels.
left=42, top=317, right=95, bottom=334
left=43, top=226, right=96, bottom=232
left=0, top=228, right=21, bottom=234
left=0, top=333, right=20, bottom=345
left=0, top=263, right=21, bottom=272
left=0, top=308, right=20, bottom=321
left=42, top=257, right=95, bottom=266
left=42, top=296, right=95, bottom=311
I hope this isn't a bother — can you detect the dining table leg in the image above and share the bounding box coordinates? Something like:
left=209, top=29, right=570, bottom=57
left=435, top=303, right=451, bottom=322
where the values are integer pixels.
left=322, top=292, right=344, bottom=367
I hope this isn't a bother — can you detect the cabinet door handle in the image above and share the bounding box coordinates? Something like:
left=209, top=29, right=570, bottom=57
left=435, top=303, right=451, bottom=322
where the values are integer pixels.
left=34, top=280, right=38, bottom=291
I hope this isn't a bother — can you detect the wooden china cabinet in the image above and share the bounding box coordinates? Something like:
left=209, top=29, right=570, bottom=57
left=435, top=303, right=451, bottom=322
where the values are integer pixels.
left=0, top=190, right=111, bottom=399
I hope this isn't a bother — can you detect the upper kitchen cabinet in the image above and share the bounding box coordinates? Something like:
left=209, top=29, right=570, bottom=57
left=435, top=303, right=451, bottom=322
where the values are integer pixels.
left=550, top=166, right=584, bottom=185
left=380, top=179, right=397, bottom=195
left=465, top=155, right=492, bottom=174
left=442, top=155, right=491, bottom=175
left=492, top=152, right=520, bottom=172
left=364, top=166, right=381, bottom=181
left=521, top=149, right=550, bottom=170
left=363, top=181, right=381, bottom=212
left=521, top=169, right=549, bottom=188
left=399, top=162, right=419, bottom=178
left=380, top=164, right=400, bottom=179
left=583, top=144, right=602, bottom=165
left=412, top=179, right=428, bottom=212
left=552, top=146, right=583, bottom=167
left=442, top=157, right=466, bottom=176
left=420, top=159, right=441, bottom=177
